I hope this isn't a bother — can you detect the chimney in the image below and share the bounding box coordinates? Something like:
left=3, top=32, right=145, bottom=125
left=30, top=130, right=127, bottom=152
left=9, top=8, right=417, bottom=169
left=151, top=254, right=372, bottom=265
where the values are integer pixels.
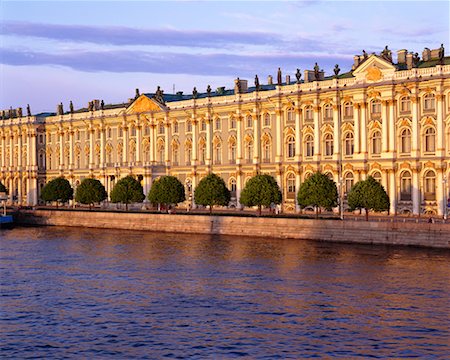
left=93, top=99, right=100, bottom=110
left=286, top=75, right=291, bottom=84
left=422, top=47, right=431, bottom=62
left=397, top=49, right=407, bottom=64
left=353, top=55, right=360, bottom=68
left=267, top=75, right=273, bottom=85
left=406, top=52, right=414, bottom=70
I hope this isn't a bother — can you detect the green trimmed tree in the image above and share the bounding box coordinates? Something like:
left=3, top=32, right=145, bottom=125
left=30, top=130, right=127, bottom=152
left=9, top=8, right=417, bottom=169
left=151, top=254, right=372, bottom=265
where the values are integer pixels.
left=110, top=175, right=145, bottom=211
left=40, top=177, right=73, bottom=207
left=75, top=178, right=107, bottom=209
left=297, top=172, right=338, bottom=219
left=148, top=175, right=185, bottom=212
left=0, top=181, right=7, bottom=194
left=194, top=173, right=231, bottom=215
left=240, top=174, right=282, bottom=216
left=348, top=176, right=390, bottom=221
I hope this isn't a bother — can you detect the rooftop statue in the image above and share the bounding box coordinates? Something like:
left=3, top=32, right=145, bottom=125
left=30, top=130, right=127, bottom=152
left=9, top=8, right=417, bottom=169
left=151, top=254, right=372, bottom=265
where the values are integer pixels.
left=26, top=104, right=31, bottom=117
left=192, top=87, right=198, bottom=99
left=100, top=100, right=105, bottom=110
left=155, top=86, right=165, bottom=104
left=334, top=64, right=340, bottom=78
left=254, top=75, right=260, bottom=90
left=277, top=67, right=282, bottom=85
left=57, top=102, right=64, bottom=115
left=439, top=43, right=445, bottom=64
left=363, top=50, right=368, bottom=58
left=17, top=107, right=22, bottom=117
left=135, top=88, right=140, bottom=99
left=69, top=101, right=74, bottom=113
left=88, top=101, right=94, bottom=111
left=295, top=68, right=301, bottom=84
left=314, top=63, right=320, bottom=80
left=206, top=85, right=211, bottom=96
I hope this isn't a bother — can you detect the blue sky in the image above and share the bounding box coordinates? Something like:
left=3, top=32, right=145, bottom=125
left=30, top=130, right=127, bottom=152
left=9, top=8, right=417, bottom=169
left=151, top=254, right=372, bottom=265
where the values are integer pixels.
left=1, top=1, right=448, bottom=114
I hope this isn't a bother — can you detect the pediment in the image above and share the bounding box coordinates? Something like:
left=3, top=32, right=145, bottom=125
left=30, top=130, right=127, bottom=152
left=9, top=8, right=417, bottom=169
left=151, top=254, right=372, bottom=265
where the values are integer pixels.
left=353, top=55, right=396, bottom=83
left=126, top=95, right=165, bottom=114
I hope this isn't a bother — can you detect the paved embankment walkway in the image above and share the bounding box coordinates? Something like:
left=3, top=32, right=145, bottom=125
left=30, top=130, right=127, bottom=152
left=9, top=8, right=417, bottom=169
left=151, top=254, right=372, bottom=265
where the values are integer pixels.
left=14, top=209, right=450, bottom=249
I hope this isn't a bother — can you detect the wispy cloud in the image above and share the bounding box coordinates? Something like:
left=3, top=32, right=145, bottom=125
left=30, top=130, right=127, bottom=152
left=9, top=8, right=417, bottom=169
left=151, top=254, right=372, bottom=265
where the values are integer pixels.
left=1, top=48, right=351, bottom=77
left=1, top=21, right=282, bottom=49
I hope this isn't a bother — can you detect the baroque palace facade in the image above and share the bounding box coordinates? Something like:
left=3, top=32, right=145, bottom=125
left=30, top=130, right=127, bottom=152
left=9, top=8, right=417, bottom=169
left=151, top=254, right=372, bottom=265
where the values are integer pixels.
left=1, top=45, right=450, bottom=215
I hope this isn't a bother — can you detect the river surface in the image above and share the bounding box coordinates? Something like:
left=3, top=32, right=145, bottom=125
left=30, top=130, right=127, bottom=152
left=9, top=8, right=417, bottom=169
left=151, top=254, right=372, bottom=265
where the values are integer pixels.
left=1, top=226, right=449, bottom=359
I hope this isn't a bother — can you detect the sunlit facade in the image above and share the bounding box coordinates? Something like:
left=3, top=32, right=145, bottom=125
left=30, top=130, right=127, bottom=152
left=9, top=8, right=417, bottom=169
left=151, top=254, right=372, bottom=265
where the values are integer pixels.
left=1, top=46, right=450, bottom=215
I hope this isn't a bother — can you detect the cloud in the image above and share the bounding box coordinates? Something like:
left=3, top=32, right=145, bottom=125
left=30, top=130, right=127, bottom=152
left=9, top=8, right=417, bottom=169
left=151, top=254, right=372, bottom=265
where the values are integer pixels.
left=0, top=48, right=352, bottom=77
left=1, top=21, right=282, bottom=49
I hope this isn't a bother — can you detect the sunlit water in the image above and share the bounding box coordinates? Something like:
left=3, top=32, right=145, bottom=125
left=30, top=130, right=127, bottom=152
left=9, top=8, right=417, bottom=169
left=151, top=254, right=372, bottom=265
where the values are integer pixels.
left=1, top=226, right=449, bottom=359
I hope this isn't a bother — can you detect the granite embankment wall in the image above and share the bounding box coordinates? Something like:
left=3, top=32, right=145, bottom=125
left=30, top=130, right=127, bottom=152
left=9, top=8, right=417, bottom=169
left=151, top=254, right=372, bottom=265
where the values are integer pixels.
left=16, top=210, right=450, bottom=249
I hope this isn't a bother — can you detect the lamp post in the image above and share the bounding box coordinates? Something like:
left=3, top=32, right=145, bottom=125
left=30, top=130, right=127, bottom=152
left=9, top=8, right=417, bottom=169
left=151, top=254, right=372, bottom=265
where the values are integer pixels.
left=443, top=174, right=448, bottom=221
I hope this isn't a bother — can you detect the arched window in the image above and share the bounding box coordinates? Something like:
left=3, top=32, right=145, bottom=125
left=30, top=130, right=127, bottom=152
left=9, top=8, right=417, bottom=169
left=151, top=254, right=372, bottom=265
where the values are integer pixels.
left=371, top=130, right=382, bottom=155
left=424, top=170, right=436, bottom=200
left=185, top=142, right=192, bottom=165
left=304, top=105, right=313, bottom=121
left=229, top=116, right=236, bottom=129
left=424, top=127, right=435, bottom=153
left=286, top=108, right=295, bottom=123
left=131, top=125, right=137, bottom=137
left=157, top=141, right=164, bottom=164
left=215, top=117, right=221, bottom=131
left=143, top=142, right=150, bottom=163
left=324, top=133, right=333, bottom=156
left=172, top=144, right=179, bottom=165
left=264, top=113, right=271, bottom=127
left=400, top=128, right=411, bottom=154
left=245, top=139, right=253, bottom=163
left=173, top=120, right=179, bottom=134
left=200, top=120, right=206, bottom=132
left=344, top=132, right=354, bottom=156
left=214, top=142, right=222, bottom=164
left=246, top=115, right=252, bottom=128
left=229, top=137, right=236, bottom=164
left=400, top=96, right=411, bottom=113
left=423, top=93, right=435, bottom=111
left=262, top=137, right=271, bottom=163
left=305, top=135, right=314, bottom=157
left=286, top=173, right=296, bottom=198
left=400, top=171, right=412, bottom=201
left=286, top=135, right=295, bottom=158
left=344, top=172, right=354, bottom=195
left=371, top=171, right=382, bottom=183
left=343, top=102, right=353, bottom=118
left=370, top=99, right=381, bottom=116
left=158, top=122, right=164, bottom=135
left=229, top=178, right=237, bottom=197
left=199, top=142, right=206, bottom=164
left=323, top=103, right=333, bottom=120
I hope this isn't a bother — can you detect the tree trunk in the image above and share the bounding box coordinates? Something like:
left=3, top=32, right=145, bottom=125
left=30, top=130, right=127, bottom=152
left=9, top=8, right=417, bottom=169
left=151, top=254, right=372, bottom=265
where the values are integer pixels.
left=258, top=205, right=261, bottom=216
left=365, top=208, right=369, bottom=221
left=125, top=203, right=128, bottom=211
left=315, top=206, right=319, bottom=219
left=89, top=203, right=92, bottom=210
left=209, top=205, right=212, bottom=215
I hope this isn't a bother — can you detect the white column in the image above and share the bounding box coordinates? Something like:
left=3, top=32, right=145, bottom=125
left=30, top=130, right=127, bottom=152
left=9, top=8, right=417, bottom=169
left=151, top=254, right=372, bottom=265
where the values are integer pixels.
left=412, top=169, right=420, bottom=215
left=1, top=135, right=5, bottom=168
left=206, top=114, right=212, bottom=166
left=192, top=115, right=198, bottom=164
left=150, top=124, right=156, bottom=163
left=100, top=128, right=105, bottom=166
left=122, top=125, right=128, bottom=165
left=333, top=105, right=340, bottom=157
left=164, top=120, right=170, bottom=164
left=89, top=128, right=95, bottom=167
left=9, top=134, right=14, bottom=167
left=381, top=100, right=389, bottom=153
left=313, top=104, right=320, bottom=160
left=69, top=130, right=74, bottom=168
left=236, top=111, right=243, bottom=164
left=295, top=108, right=302, bottom=161
left=411, top=97, right=419, bottom=158
left=388, top=169, right=396, bottom=215
left=360, top=103, right=367, bottom=155
left=436, top=170, right=444, bottom=216
left=275, top=109, right=282, bottom=162
left=59, top=130, right=65, bottom=169
left=236, top=172, right=243, bottom=209
left=353, top=103, right=360, bottom=154
left=388, top=99, right=396, bottom=154
left=436, top=94, right=444, bottom=157
left=17, top=133, right=22, bottom=168
left=253, top=108, right=260, bottom=164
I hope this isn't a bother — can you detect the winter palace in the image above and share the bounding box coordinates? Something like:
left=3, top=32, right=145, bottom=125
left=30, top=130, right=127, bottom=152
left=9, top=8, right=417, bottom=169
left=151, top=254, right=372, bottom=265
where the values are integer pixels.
left=1, top=45, right=450, bottom=216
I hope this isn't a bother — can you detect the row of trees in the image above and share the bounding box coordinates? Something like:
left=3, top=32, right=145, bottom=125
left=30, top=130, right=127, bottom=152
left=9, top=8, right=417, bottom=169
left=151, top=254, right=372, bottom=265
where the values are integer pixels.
left=38, top=172, right=389, bottom=220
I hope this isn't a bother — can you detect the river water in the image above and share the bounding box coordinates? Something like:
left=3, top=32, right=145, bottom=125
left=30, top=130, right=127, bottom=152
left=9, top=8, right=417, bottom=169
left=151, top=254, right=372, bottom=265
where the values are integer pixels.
left=1, top=226, right=449, bottom=359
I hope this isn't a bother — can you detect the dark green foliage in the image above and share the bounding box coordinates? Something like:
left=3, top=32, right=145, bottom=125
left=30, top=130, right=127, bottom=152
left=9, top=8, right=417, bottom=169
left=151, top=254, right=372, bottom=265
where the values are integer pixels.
left=40, top=177, right=73, bottom=205
left=75, top=178, right=107, bottom=209
left=240, top=174, right=282, bottom=215
left=148, top=176, right=185, bottom=210
left=110, top=175, right=145, bottom=210
left=297, top=172, right=338, bottom=218
left=194, top=173, right=231, bottom=214
left=0, top=181, right=7, bottom=194
left=348, top=176, right=390, bottom=220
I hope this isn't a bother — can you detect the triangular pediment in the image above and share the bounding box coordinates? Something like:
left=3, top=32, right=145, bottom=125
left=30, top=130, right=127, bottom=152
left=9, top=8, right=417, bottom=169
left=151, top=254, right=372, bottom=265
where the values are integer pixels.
left=126, top=95, right=165, bottom=114
left=353, top=55, right=397, bottom=83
